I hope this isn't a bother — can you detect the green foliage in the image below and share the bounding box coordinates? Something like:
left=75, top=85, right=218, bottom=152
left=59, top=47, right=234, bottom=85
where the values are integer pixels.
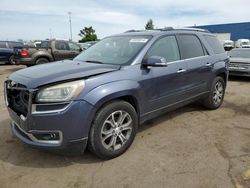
left=145, top=19, right=154, bottom=30
left=78, top=26, right=98, bottom=43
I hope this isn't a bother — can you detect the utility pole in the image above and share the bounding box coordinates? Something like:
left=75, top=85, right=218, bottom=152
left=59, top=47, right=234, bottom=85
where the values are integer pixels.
left=49, top=28, right=52, bottom=39
left=68, top=12, right=72, bottom=41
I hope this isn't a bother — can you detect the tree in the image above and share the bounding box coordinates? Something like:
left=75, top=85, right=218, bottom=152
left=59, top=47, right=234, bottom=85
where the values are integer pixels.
left=78, top=26, right=98, bottom=43
left=145, top=19, right=154, bottom=30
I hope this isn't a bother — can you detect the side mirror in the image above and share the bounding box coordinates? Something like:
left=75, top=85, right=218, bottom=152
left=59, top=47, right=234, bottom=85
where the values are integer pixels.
left=142, top=56, right=167, bottom=67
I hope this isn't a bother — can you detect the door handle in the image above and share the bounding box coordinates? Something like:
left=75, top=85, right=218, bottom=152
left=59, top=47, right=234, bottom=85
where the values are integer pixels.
left=177, top=69, right=186, bottom=73
left=205, top=62, right=212, bottom=66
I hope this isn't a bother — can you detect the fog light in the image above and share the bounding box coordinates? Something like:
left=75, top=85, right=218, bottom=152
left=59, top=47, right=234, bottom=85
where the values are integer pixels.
left=32, top=132, right=60, bottom=141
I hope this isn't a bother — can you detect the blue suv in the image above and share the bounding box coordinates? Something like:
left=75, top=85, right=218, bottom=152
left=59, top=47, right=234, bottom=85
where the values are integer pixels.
left=5, top=28, right=228, bottom=159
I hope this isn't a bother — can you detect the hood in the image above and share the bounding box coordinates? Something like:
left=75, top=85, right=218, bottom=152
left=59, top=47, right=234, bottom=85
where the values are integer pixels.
left=9, top=60, right=120, bottom=88
left=230, top=57, right=250, bottom=64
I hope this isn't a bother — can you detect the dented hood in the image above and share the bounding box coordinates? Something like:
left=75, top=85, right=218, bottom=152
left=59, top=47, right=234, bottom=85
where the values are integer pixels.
left=9, top=60, right=120, bottom=88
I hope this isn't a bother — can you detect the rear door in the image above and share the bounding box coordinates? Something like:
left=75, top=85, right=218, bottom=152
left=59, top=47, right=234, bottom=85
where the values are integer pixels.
left=176, top=34, right=212, bottom=98
left=53, top=41, right=72, bottom=61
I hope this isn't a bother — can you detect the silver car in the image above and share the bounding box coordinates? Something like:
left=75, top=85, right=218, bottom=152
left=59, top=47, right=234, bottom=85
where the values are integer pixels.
left=229, top=48, right=250, bottom=77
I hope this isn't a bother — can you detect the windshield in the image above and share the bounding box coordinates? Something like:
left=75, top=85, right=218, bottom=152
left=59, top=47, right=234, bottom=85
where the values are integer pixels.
left=74, top=36, right=152, bottom=65
left=229, top=49, right=250, bottom=58
left=242, top=42, right=250, bottom=45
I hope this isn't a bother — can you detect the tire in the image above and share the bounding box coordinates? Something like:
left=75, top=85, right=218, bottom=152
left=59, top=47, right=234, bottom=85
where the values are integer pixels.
left=8, top=55, right=15, bottom=65
left=35, top=57, right=49, bottom=65
left=88, top=100, right=138, bottom=159
left=203, top=76, right=225, bottom=110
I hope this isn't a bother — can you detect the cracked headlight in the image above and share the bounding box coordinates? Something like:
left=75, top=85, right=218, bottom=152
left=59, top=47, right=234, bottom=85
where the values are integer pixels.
left=36, top=80, right=85, bottom=103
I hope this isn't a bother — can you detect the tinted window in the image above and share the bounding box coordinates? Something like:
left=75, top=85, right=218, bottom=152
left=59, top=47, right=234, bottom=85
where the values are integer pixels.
left=40, top=41, right=49, bottom=48
left=204, top=35, right=225, bottom=54
left=69, top=42, right=80, bottom=51
left=178, top=35, right=204, bottom=59
left=0, top=42, right=7, bottom=48
left=147, top=36, right=180, bottom=62
left=55, top=41, right=70, bottom=50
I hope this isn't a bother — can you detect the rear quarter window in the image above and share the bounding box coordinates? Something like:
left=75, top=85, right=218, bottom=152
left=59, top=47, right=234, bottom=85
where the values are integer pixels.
left=203, top=35, right=225, bottom=54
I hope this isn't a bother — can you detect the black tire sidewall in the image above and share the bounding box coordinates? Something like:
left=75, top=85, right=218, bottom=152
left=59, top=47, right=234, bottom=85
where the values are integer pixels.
left=9, top=55, right=15, bottom=65
left=206, top=77, right=225, bottom=109
left=89, top=100, right=138, bottom=159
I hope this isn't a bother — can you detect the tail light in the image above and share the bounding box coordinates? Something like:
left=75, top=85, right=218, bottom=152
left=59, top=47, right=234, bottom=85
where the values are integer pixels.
left=20, top=49, right=29, bottom=57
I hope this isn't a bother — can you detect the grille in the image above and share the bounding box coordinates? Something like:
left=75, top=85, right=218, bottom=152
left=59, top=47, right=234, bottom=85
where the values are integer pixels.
left=5, top=80, right=30, bottom=116
left=229, top=62, right=250, bottom=69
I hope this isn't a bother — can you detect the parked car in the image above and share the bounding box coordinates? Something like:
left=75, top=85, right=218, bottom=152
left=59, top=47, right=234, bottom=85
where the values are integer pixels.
left=236, top=39, right=250, bottom=48
left=0, top=41, right=23, bottom=64
left=78, top=41, right=97, bottom=50
left=5, top=28, right=228, bottom=159
left=228, top=48, right=250, bottom=77
left=223, top=40, right=234, bottom=51
left=14, top=39, right=81, bottom=66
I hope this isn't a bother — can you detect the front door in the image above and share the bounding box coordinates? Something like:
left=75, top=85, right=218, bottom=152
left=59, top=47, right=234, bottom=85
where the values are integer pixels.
left=139, top=35, right=188, bottom=114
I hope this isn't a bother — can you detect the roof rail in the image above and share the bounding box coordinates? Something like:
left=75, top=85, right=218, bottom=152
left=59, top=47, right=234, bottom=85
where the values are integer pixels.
left=124, top=27, right=209, bottom=33
left=154, top=27, right=174, bottom=31
left=124, top=29, right=143, bottom=33
left=174, top=27, right=210, bottom=33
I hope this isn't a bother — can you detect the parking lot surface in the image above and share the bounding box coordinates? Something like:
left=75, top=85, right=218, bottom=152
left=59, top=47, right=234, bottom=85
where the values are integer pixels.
left=0, top=65, right=249, bottom=188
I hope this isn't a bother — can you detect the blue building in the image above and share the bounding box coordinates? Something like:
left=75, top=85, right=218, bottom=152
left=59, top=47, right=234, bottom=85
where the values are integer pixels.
left=195, top=22, right=250, bottom=41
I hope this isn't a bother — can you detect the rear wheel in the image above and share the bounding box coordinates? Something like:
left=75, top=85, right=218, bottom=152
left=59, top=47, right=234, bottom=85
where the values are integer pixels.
left=8, top=55, right=15, bottom=65
left=88, top=100, right=138, bottom=159
left=203, top=77, right=225, bottom=109
left=35, top=58, right=49, bottom=65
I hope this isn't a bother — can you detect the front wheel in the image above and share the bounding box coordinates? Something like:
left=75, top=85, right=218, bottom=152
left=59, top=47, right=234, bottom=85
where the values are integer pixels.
left=203, top=77, right=225, bottom=109
left=88, top=100, right=138, bottom=159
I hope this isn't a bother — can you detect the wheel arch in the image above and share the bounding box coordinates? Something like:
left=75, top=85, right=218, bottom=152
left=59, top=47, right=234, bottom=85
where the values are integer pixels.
left=83, top=80, right=142, bottom=119
left=34, top=56, right=51, bottom=63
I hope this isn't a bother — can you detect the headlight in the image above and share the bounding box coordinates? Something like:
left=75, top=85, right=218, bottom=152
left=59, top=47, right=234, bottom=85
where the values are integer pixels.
left=36, top=80, right=85, bottom=103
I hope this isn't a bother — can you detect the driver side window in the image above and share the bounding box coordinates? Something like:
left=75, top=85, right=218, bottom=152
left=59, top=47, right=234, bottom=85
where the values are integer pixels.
left=147, top=36, right=180, bottom=62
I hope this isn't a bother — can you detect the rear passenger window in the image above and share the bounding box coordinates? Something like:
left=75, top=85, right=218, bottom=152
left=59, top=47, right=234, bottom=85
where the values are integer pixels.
left=41, top=41, right=49, bottom=48
left=178, top=35, right=204, bottom=59
left=147, top=36, right=180, bottom=62
left=204, top=35, right=225, bottom=54
left=55, top=41, right=70, bottom=50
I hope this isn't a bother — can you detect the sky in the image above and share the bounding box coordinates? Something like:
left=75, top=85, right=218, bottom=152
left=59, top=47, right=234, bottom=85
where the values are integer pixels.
left=0, top=0, right=249, bottom=42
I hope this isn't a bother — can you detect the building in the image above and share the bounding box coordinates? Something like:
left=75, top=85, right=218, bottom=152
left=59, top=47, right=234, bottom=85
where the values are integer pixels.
left=195, top=22, right=250, bottom=41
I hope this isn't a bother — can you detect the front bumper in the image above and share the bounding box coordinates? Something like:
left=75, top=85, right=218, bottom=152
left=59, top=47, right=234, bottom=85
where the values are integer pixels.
left=229, top=67, right=250, bottom=77
left=7, top=100, right=96, bottom=153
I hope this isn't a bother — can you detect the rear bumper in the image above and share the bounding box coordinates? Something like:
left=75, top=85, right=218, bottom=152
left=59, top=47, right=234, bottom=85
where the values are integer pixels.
left=15, top=57, right=34, bottom=65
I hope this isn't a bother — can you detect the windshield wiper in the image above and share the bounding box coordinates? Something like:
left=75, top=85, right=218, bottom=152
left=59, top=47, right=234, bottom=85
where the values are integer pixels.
left=85, top=60, right=104, bottom=64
